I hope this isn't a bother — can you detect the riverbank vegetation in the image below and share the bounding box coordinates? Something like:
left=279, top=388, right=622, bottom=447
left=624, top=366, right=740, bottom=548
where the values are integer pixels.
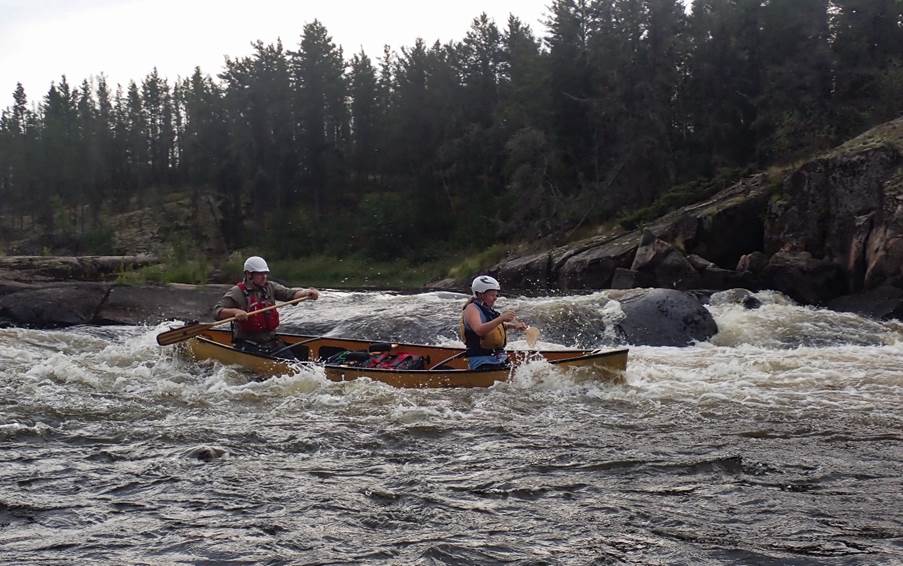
left=115, top=250, right=458, bottom=289
left=1, top=0, right=902, bottom=286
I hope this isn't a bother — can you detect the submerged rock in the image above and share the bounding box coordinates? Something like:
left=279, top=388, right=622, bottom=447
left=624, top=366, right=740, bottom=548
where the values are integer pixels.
left=710, top=288, right=763, bottom=310
left=183, top=446, right=227, bottom=462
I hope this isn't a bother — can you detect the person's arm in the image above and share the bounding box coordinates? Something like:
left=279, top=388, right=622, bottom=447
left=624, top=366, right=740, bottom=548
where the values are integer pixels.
left=292, top=287, right=319, bottom=300
left=217, top=307, right=249, bottom=320
left=272, top=281, right=319, bottom=302
left=214, top=288, right=248, bottom=320
left=464, top=304, right=516, bottom=337
left=504, top=319, right=528, bottom=331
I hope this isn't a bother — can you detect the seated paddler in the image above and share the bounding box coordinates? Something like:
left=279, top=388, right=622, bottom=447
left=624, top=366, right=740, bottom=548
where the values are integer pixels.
left=459, top=275, right=528, bottom=370
left=213, top=255, right=319, bottom=359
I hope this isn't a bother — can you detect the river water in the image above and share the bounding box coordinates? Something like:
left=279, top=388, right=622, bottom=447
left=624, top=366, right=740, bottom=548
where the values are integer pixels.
left=1, top=290, right=901, bottom=564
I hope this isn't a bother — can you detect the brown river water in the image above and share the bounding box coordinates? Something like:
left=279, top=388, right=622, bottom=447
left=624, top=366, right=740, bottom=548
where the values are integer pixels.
left=1, top=290, right=901, bottom=564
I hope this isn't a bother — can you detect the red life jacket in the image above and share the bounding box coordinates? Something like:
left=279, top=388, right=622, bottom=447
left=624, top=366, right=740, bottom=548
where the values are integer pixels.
left=236, top=281, right=280, bottom=334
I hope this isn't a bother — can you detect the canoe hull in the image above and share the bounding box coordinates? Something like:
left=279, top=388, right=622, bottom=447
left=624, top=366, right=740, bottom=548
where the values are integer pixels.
left=183, top=328, right=628, bottom=388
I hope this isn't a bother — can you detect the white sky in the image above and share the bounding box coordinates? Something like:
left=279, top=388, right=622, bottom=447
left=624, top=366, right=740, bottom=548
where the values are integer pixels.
left=0, top=0, right=552, bottom=107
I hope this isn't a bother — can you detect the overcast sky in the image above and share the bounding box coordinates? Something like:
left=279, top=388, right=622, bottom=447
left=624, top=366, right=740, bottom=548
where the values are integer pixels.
left=0, top=0, right=552, bottom=107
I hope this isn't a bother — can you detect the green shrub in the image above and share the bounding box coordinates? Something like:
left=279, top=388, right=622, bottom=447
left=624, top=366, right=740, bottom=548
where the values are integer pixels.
left=618, top=167, right=751, bottom=230
left=116, top=244, right=210, bottom=285
left=82, top=225, right=115, bottom=255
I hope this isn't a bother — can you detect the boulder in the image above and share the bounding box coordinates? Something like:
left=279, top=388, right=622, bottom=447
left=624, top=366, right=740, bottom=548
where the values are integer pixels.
left=763, top=251, right=848, bottom=304
left=97, top=283, right=231, bottom=325
left=492, top=251, right=553, bottom=291
left=698, top=266, right=757, bottom=291
left=710, top=288, right=762, bottom=310
left=631, top=234, right=700, bottom=289
left=608, top=288, right=718, bottom=346
left=610, top=268, right=655, bottom=289
left=686, top=254, right=716, bottom=271
left=555, top=234, right=637, bottom=290
left=862, top=219, right=903, bottom=290
left=827, top=285, right=903, bottom=320
left=556, top=248, right=620, bottom=290
left=736, top=251, right=769, bottom=274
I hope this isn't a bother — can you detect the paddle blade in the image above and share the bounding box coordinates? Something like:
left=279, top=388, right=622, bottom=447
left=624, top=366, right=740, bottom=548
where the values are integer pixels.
left=156, top=322, right=213, bottom=346
left=525, top=326, right=540, bottom=348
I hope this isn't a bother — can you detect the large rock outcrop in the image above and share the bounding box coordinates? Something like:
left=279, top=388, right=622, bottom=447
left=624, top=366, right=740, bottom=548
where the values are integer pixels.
left=763, top=122, right=903, bottom=297
left=479, top=116, right=903, bottom=313
left=488, top=174, right=774, bottom=292
left=0, top=280, right=228, bottom=328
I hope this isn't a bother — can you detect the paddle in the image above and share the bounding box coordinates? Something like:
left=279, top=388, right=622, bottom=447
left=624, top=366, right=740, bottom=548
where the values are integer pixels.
left=525, top=325, right=540, bottom=348
left=155, top=296, right=309, bottom=346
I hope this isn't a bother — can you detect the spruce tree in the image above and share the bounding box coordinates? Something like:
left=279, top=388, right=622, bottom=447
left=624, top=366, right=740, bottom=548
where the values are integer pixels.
left=290, top=20, right=348, bottom=217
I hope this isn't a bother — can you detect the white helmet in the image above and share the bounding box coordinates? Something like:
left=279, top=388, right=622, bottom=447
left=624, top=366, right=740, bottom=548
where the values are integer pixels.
left=243, top=256, right=270, bottom=273
left=471, top=275, right=501, bottom=295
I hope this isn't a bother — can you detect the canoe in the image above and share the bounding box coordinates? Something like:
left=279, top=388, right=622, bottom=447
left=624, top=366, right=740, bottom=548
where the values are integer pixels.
left=184, top=328, right=628, bottom=388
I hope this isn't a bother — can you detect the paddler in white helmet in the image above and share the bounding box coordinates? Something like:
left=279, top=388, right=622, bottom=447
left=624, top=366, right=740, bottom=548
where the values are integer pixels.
left=213, top=255, right=319, bottom=359
left=459, top=275, right=528, bottom=370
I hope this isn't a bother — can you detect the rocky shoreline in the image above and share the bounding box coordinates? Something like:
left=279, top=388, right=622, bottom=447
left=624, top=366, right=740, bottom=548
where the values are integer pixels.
left=0, top=271, right=726, bottom=348
left=0, top=254, right=895, bottom=348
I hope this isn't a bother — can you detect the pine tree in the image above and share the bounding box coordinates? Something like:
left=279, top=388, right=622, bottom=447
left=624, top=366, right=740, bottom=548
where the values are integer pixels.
left=1, top=84, right=32, bottom=224
left=76, top=78, right=100, bottom=227
left=755, top=0, right=833, bottom=161
left=499, top=15, right=547, bottom=130
left=221, top=40, right=295, bottom=221
left=684, top=0, right=764, bottom=173
left=348, top=50, right=380, bottom=187
left=545, top=0, right=597, bottom=190
left=459, top=13, right=503, bottom=126
left=111, top=84, right=130, bottom=209
left=94, top=76, right=114, bottom=203
left=142, top=68, right=174, bottom=187
left=290, top=20, right=348, bottom=217
left=831, top=0, right=903, bottom=136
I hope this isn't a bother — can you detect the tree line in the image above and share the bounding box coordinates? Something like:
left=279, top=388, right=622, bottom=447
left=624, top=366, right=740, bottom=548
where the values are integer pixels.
left=1, top=0, right=902, bottom=260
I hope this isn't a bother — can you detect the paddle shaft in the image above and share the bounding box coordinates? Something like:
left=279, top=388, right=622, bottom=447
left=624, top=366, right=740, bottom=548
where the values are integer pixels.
left=156, top=295, right=308, bottom=346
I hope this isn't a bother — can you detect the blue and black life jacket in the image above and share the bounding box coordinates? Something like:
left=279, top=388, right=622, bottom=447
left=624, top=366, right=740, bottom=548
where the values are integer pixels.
left=459, top=300, right=507, bottom=357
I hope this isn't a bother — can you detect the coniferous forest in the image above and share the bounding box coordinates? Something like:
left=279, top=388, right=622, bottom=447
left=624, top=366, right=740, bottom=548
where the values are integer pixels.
left=1, top=0, right=902, bottom=265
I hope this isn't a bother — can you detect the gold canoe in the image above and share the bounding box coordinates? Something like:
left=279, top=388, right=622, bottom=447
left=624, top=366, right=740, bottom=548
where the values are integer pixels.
left=183, top=328, right=628, bottom=388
